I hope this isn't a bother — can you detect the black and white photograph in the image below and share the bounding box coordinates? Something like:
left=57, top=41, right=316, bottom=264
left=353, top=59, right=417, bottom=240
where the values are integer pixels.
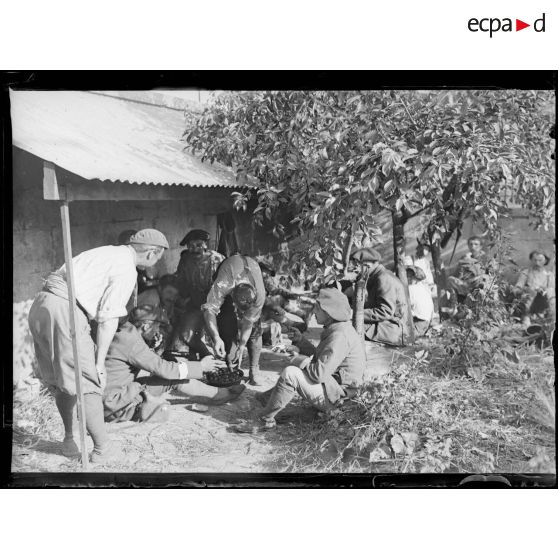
left=6, top=81, right=556, bottom=483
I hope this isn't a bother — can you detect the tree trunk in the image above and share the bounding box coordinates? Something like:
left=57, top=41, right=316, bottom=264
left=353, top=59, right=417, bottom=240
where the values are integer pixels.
left=429, top=236, right=448, bottom=319
left=352, top=267, right=369, bottom=340
left=392, top=209, right=415, bottom=344
left=342, top=231, right=355, bottom=275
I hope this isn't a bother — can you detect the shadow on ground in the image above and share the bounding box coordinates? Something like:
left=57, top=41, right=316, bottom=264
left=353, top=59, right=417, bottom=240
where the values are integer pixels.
left=12, top=326, right=407, bottom=474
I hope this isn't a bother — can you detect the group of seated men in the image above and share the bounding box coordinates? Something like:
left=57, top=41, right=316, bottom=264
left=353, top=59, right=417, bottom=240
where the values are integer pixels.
left=443, top=235, right=555, bottom=326
left=28, top=225, right=554, bottom=462
left=100, top=233, right=424, bottom=433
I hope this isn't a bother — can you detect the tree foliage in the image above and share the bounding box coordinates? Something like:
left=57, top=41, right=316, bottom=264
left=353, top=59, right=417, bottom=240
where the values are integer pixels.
left=184, top=90, right=555, bottom=282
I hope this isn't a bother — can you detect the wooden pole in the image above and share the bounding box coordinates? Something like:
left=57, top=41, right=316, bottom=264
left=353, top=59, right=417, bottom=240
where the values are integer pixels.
left=60, top=201, right=89, bottom=469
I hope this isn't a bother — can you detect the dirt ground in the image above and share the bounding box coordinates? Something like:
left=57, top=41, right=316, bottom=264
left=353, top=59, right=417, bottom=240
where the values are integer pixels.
left=12, top=350, right=287, bottom=473
left=14, top=324, right=383, bottom=474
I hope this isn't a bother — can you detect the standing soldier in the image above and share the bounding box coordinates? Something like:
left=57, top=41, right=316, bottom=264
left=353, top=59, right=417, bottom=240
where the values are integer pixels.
left=28, top=229, right=169, bottom=463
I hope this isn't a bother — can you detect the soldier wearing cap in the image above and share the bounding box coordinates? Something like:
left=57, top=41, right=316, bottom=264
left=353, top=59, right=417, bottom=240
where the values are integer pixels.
left=28, top=228, right=169, bottom=464
left=173, top=229, right=225, bottom=357
left=102, top=305, right=245, bottom=422
left=117, top=229, right=158, bottom=294
left=235, top=288, right=365, bottom=432
left=350, top=247, right=410, bottom=346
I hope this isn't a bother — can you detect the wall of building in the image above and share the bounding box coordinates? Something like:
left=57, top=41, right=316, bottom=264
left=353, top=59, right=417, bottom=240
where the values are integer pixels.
left=12, top=150, right=236, bottom=303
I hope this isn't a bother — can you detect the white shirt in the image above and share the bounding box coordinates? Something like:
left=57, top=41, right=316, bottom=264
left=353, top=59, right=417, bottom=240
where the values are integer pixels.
left=403, top=255, right=434, bottom=286
left=408, top=283, right=434, bottom=322
left=56, top=245, right=137, bottom=322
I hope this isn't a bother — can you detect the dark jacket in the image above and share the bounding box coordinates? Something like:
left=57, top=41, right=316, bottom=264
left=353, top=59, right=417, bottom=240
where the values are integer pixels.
left=363, top=264, right=409, bottom=346
left=176, top=249, right=224, bottom=308
left=105, top=322, right=198, bottom=391
left=103, top=322, right=203, bottom=421
left=298, top=321, right=365, bottom=404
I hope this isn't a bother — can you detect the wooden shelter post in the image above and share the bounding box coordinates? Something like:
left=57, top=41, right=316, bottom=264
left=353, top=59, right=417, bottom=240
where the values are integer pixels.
left=60, top=201, right=89, bottom=469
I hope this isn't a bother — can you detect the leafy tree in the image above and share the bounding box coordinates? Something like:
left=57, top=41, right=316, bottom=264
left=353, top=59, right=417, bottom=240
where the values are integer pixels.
left=184, top=89, right=555, bottom=337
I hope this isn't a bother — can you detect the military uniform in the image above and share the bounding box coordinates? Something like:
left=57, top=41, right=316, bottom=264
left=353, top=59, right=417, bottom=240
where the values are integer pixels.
left=103, top=322, right=195, bottom=422
left=363, top=264, right=410, bottom=346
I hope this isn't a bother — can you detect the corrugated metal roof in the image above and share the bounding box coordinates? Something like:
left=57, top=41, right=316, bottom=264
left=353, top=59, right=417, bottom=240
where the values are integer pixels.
left=9, top=90, right=239, bottom=188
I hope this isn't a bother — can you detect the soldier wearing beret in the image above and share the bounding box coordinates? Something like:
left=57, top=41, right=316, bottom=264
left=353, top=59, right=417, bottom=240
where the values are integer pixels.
left=28, top=229, right=169, bottom=464
left=235, top=288, right=365, bottom=432
left=350, top=247, right=410, bottom=346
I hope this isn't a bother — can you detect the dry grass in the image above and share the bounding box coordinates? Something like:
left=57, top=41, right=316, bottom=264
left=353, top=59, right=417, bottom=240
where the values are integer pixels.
left=274, top=343, right=555, bottom=474
left=11, top=331, right=554, bottom=475
left=12, top=386, right=85, bottom=473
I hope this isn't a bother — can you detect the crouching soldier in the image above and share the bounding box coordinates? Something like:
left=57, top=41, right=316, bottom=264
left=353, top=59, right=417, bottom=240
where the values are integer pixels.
left=103, top=305, right=245, bottom=423
left=235, top=288, right=365, bottom=433
left=202, top=254, right=266, bottom=385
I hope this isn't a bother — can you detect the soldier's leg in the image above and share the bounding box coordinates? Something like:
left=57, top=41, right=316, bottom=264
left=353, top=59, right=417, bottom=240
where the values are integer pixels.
left=247, top=320, right=263, bottom=386
left=217, top=296, right=238, bottom=358
left=142, top=376, right=244, bottom=405
left=54, top=390, right=80, bottom=456
left=260, top=365, right=330, bottom=422
left=29, top=295, right=80, bottom=457
left=187, top=309, right=212, bottom=357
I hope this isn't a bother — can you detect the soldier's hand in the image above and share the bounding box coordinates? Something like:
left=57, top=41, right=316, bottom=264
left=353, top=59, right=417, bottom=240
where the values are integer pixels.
left=201, top=356, right=220, bottom=374
left=231, top=345, right=245, bottom=367
left=213, top=337, right=226, bottom=358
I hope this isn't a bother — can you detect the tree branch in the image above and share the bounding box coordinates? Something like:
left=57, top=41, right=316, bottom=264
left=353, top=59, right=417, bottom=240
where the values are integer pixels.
left=405, top=202, right=436, bottom=220
left=399, top=95, right=419, bottom=128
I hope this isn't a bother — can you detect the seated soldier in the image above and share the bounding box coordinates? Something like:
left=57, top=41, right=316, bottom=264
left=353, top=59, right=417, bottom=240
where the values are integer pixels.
left=350, top=247, right=410, bottom=347
left=447, top=236, right=495, bottom=304
left=235, top=288, right=365, bottom=433
left=403, top=242, right=436, bottom=295
left=103, top=305, right=245, bottom=423
left=137, top=274, right=180, bottom=325
left=406, top=265, right=434, bottom=337
left=173, top=229, right=225, bottom=358
left=259, top=261, right=310, bottom=338
left=261, top=304, right=288, bottom=347
left=513, top=250, right=555, bottom=327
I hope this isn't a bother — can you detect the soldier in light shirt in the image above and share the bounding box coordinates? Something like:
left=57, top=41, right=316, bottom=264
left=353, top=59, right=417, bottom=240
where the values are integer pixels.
left=28, top=229, right=169, bottom=464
